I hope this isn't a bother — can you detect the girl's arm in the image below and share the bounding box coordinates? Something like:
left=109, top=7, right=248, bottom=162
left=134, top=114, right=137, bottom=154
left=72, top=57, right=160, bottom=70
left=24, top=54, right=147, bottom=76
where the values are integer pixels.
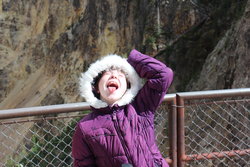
left=72, top=124, right=97, bottom=167
left=127, top=49, right=174, bottom=116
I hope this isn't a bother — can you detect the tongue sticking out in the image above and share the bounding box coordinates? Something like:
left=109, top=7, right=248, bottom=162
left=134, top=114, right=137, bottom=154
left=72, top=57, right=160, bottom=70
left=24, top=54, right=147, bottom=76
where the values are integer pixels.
left=108, top=86, right=117, bottom=93
left=107, top=82, right=118, bottom=93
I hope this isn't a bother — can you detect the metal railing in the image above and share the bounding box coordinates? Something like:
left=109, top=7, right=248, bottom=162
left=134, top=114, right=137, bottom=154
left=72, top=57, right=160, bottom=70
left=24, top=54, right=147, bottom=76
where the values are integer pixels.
left=176, top=88, right=250, bottom=167
left=0, top=88, right=249, bottom=167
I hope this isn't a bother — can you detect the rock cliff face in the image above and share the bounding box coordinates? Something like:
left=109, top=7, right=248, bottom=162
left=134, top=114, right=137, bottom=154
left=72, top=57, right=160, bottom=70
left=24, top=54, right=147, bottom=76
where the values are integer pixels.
left=0, top=0, right=155, bottom=109
left=0, top=0, right=249, bottom=109
left=188, top=0, right=250, bottom=90
left=156, top=0, right=249, bottom=92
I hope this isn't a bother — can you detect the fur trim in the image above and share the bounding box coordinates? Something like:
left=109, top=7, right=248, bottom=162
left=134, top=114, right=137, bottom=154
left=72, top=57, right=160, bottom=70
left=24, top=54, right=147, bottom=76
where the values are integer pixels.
left=79, top=54, right=142, bottom=108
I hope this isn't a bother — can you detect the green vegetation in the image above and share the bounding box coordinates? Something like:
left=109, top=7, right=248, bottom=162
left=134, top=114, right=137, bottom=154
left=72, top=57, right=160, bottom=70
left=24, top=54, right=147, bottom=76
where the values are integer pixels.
left=9, top=111, right=91, bottom=167
left=19, top=117, right=80, bottom=167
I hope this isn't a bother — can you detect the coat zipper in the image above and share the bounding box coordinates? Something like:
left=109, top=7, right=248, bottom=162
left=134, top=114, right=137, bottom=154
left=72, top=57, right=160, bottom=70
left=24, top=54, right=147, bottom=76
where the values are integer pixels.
left=112, top=111, right=133, bottom=165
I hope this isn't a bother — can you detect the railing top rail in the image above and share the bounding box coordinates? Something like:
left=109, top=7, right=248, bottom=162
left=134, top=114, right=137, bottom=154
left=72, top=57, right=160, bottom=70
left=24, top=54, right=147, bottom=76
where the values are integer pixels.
left=0, top=94, right=176, bottom=120
left=0, top=102, right=91, bottom=120
left=164, top=93, right=176, bottom=101
left=0, top=88, right=249, bottom=120
left=177, top=88, right=250, bottom=100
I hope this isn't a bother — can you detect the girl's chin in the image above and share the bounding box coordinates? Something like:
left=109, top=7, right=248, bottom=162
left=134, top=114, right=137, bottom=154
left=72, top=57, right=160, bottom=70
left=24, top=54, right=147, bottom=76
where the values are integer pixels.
left=107, top=97, right=121, bottom=102
left=104, top=96, right=122, bottom=104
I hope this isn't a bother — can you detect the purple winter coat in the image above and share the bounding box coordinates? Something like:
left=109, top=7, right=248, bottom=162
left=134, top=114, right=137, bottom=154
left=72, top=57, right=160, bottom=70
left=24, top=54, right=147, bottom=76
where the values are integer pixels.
left=72, top=49, right=174, bottom=167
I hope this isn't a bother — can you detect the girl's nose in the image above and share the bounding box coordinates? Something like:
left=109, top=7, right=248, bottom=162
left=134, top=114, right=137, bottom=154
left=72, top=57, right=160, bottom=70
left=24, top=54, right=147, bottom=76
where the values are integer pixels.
left=110, top=71, right=119, bottom=79
left=110, top=74, right=117, bottom=79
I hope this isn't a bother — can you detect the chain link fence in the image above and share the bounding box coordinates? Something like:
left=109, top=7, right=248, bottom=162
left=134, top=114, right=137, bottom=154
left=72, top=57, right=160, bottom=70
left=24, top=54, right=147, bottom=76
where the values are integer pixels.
left=0, top=104, right=171, bottom=167
left=0, top=113, right=85, bottom=167
left=183, top=96, right=250, bottom=167
left=155, top=102, right=171, bottom=158
left=0, top=88, right=250, bottom=167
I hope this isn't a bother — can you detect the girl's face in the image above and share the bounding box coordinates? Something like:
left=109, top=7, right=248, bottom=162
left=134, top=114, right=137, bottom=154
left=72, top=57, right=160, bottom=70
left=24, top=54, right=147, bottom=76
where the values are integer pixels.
left=98, top=69, right=127, bottom=105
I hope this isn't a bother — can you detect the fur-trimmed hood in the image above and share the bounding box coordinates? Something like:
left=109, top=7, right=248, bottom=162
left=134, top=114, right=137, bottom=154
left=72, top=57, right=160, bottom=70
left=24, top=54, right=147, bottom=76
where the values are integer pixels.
left=79, top=54, right=142, bottom=109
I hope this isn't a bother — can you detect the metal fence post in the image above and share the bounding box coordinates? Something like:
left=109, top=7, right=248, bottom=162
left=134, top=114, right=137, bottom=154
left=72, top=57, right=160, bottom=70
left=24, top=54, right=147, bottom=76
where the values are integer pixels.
left=167, top=97, right=177, bottom=167
left=177, top=94, right=185, bottom=167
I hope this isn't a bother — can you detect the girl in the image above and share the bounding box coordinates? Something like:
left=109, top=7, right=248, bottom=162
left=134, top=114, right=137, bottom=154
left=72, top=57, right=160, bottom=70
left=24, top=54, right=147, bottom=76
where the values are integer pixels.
left=72, top=49, right=174, bottom=167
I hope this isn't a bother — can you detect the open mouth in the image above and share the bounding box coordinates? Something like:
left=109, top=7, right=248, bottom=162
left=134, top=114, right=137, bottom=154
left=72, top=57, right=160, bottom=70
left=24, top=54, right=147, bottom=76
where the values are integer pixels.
left=107, top=81, right=119, bottom=93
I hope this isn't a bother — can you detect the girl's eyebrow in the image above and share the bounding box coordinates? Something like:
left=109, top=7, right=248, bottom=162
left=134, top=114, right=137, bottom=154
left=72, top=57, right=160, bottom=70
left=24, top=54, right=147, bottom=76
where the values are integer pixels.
left=104, top=68, right=128, bottom=77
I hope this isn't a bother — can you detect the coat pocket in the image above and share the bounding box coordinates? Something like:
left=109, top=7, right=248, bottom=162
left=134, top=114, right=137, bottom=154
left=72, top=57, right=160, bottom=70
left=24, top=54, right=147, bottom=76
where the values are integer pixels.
left=88, top=128, right=116, bottom=146
left=88, top=128, right=126, bottom=157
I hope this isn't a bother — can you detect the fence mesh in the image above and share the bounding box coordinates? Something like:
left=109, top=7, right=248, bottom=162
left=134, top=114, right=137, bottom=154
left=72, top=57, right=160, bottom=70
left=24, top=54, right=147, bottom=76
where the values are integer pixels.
left=0, top=103, right=170, bottom=167
left=184, top=96, right=250, bottom=167
left=0, top=113, right=85, bottom=167
left=1, top=93, right=249, bottom=167
left=155, top=102, right=170, bottom=158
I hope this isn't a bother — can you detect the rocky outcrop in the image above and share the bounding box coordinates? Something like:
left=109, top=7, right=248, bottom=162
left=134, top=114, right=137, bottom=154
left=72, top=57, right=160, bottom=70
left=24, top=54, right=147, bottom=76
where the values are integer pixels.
left=0, top=0, right=156, bottom=109
left=156, top=0, right=249, bottom=92
left=0, top=0, right=248, bottom=108
left=1, top=0, right=203, bottom=109
left=188, top=0, right=250, bottom=90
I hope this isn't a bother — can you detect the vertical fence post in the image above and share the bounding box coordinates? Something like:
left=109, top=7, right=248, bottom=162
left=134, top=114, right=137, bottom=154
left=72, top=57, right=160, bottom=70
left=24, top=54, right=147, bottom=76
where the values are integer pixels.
left=168, top=98, right=177, bottom=167
left=177, top=94, right=185, bottom=167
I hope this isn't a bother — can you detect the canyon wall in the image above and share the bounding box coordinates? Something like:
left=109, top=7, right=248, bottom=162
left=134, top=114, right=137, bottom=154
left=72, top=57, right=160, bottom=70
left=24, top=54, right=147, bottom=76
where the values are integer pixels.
left=0, top=0, right=154, bottom=109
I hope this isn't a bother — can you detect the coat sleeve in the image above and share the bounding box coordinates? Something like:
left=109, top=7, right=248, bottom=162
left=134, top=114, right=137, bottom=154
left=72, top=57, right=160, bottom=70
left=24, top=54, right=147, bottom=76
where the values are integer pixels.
left=127, top=49, right=174, bottom=116
left=72, top=124, right=97, bottom=167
